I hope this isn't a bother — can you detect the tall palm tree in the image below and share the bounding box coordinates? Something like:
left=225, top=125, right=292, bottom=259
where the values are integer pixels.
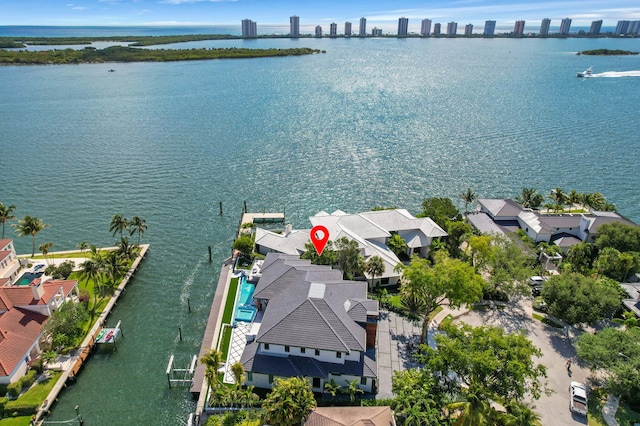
left=109, top=214, right=129, bottom=239
left=0, top=202, right=16, bottom=239
left=77, top=241, right=88, bottom=257
left=103, top=250, right=127, bottom=290
left=39, top=241, right=54, bottom=265
left=324, top=379, right=341, bottom=399
left=387, top=234, right=408, bottom=257
left=548, top=188, right=567, bottom=212
left=446, top=385, right=497, bottom=426
left=502, top=401, right=543, bottom=426
left=129, top=216, right=147, bottom=246
left=342, top=379, right=364, bottom=402
left=116, top=237, right=136, bottom=262
left=515, top=188, right=543, bottom=209
left=230, top=362, right=245, bottom=387
left=13, top=215, right=49, bottom=257
left=364, top=255, right=385, bottom=292
left=460, top=188, right=477, bottom=214
left=200, top=348, right=224, bottom=391
left=567, top=190, right=582, bottom=209
left=81, top=258, right=102, bottom=309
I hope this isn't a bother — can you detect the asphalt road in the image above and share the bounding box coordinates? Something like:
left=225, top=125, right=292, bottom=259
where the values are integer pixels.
left=454, top=298, right=590, bottom=426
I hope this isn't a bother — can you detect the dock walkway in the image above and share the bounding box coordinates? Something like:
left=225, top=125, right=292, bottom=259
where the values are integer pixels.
left=240, top=212, right=284, bottom=225
left=35, top=244, right=149, bottom=424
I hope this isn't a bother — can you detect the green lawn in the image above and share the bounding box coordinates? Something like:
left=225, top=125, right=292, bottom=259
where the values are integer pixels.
left=0, top=416, right=31, bottom=426
left=219, top=325, right=233, bottom=360
left=221, top=278, right=239, bottom=324
left=0, top=372, right=62, bottom=425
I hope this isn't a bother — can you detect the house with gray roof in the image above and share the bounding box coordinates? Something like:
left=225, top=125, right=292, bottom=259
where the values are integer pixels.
left=471, top=199, right=636, bottom=248
left=240, top=253, right=379, bottom=393
left=254, top=209, right=447, bottom=287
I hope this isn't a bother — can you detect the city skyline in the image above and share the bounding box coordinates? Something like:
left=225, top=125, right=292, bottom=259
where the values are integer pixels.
left=2, top=0, right=640, bottom=28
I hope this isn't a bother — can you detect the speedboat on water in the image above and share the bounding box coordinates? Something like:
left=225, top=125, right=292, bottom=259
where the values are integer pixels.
left=576, top=67, right=592, bottom=77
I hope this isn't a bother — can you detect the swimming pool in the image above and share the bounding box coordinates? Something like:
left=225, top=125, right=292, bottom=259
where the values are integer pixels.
left=15, top=272, right=44, bottom=286
left=234, top=277, right=257, bottom=323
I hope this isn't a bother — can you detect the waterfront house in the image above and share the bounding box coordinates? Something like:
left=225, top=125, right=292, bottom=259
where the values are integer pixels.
left=0, top=279, right=79, bottom=384
left=254, top=209, right=447, bottom=287
left=0, top=238, right=21, bottom=285
left=304, top=406, right=396, bottom=426
left=468, top=198, right=636, bottom=246
left=240, top=253, right=379, bottom=393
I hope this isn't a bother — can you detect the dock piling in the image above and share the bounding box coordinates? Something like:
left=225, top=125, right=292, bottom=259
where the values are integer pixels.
left=179, top=326, right=183, bottom=341
left=219, top=201, right=223, bottom=216
left=208, top=246, right=212, bottom=263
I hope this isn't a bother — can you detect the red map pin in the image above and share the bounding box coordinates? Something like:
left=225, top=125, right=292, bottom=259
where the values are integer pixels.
left=310, top=225, right=330, bottom=256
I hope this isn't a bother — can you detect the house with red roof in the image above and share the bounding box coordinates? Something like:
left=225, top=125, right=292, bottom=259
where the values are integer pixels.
left=0, top=238, right=21, bottom=286
left=0, top=276, right=79, bottom=384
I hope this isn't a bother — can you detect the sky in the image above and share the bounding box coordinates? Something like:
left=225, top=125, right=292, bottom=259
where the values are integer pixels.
left=2, top=0, right=640, bottom=29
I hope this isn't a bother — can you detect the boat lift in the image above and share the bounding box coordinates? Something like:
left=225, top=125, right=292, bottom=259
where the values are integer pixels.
left=166, top=354, right=198, bottom=389
left=95, top=320, right=123, bottom=350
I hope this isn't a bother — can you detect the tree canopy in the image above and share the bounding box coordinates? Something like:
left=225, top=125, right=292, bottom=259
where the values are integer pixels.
left=595, top=222, right=640, bottom=253
left=398, top=254, right=483, bottom=343
left=421, top=321, right=548, bottom=403
left=44, top=301, right=89, bottom=349
left=334, top=237, right=364, bottom=280
left=541, top=273, right=622, bottom=325
left=417, top=197, right=461, bottom=228
left=232, top=235, right=254, bottom=258
left=261, top=377, right=316, bottom=426
left=301, top=240, right=336, bottom=265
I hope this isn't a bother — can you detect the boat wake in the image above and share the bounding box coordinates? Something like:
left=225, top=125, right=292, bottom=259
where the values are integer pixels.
left=589, top=70, right=640, bottom=78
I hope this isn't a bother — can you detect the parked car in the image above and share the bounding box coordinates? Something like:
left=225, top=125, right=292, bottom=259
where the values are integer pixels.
left=570, top=381, right=588, bottom=416
left=528, top=276, right=548, bottom=286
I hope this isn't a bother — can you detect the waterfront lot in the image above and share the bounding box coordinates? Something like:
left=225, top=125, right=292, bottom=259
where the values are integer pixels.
left=454, top=298, right=590, bottom=426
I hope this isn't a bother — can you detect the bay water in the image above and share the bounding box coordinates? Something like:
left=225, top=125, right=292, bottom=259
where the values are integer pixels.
left=1, top=27, right=639, bottom=424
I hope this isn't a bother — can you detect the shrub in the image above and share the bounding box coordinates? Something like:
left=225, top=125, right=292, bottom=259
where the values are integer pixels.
left=78, top=288, right=90, bottom=304
left=6, top=381, right=22, bottom=399
left=21, top=370, right=37, bottom=389
left=30, top=359, right=44, bottom=374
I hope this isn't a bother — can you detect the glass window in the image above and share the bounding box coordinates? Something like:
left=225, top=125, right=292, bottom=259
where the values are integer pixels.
left=336, top=352, right=342, bottom=358
left=285, top=346, right=290, bottom=353
left=315, top=349, right=320, bottom=356
left=360, top=377, right=367, bottom=385
left=264, top=343, right=270, bottom=350
left=300, top=347, right=306, bottom=353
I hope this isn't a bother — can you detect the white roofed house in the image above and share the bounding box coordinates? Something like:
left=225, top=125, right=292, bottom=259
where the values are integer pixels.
left=254, top=209, right=448, bottom=288
left=0, top=239, right=21, bottom=285
left=240, top=253, right=379, bottom=394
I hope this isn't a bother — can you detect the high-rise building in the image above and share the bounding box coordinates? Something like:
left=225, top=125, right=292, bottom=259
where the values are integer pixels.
left=589, top=20, right=602, bottom=35
left=484, top=20, right=496, bottom=36
left=290, top=16, right=299, bottom=37
left=398, top=17, right=409, bottom=36
left=372, top=27, right=383, bottom=36
left=539, top=18, right=551, bottom=36
left=330, top=22, right=337, bottom=37
left=433, top=23, right=441, bottom=35
left=559, top=18, right=572, bottom=35
left=630, top=21, right=640, bottom=35
left=359, top=17, right=367, bottom=36
left=513, top=20, right=525, bottom=36
left=241, top=19, right=257, bottom=37
left=315, top=25, right=322, bottom=37
left=464, top=24, right=473, bottom=35
left=615, top=20, right=630, bottom=35
left=420, top=19, right=432, bottom=36
left=447, top=21, right=458, bottom=36
left=345, top=22, right=352, bottom=36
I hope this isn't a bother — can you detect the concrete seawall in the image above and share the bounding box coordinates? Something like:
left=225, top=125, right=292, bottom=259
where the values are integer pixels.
left=35, top=244, right=150, bottom=424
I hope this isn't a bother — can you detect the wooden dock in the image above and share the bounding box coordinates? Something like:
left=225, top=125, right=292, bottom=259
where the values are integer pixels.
left=240, top=212, right=284, bottom=225
left=35, top=244, right=149, bottom=424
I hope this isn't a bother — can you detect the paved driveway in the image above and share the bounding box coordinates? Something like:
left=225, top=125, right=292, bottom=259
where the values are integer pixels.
left=454, top=298, right=590, bottom=426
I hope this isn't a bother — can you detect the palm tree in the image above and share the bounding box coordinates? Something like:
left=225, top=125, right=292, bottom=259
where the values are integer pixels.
left=230, top=362, right=245, bottom=387
left=103, top=251, right=127, bottom=290
left=39, top=241, right=54, bottom=265
left=567, top=190, right=582, bottom=209
left=13, top=215, right=49, bottom=257
left=116, top=237, right=136, bottom=262
left=387, top=234, right=408, bottom=257
left=109, top=214, right=129, bottom=239
left=0, top=202, right=16, bottom=239
left=342, top=379, right=364, bottom=403
left=129, top=216, right=147, bottom=246
left=446, top=385, right=497, bottom=426
left=77, top=241, right=88, bottom=257
left=324, top=379, right=341, bottom=400
left=81, top=258, right=102, bottom=309
left=460, top=188, right=477, bottom=214
left=515, top=188, right=543, bottom=209
left=200, top=348, right=223, bottom=391
left=502, top=401, right=543, bottom=426
left=581, top=192, right=606, bottom=211
left=364, top=255, right=385, bottom=292
left=548, top=188, right=567, bottom=212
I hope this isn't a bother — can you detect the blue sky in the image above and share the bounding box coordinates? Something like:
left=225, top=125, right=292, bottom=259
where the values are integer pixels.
left=2, top=0, right=640, bottom=28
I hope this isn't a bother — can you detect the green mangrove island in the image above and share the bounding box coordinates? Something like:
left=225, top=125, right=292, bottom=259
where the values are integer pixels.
left=577, top=48, right=639, bottom=55
left=0, top=45, right=323, bottom=65
left=0, top=34, right=249, bottom=48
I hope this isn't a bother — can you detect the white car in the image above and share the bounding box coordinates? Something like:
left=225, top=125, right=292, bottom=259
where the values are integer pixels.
left=570, top=381, right=588, bottom=416
left=528, top=276, right=548, bottom=286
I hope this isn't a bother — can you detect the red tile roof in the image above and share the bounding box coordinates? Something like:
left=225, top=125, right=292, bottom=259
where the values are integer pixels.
left=0, top=239, right=12, bottom=250
left=0, top=250, right=11, bottom=263
left=0, top=307, right=48, bottom=377
left=0, top=279, right=77, bottom=308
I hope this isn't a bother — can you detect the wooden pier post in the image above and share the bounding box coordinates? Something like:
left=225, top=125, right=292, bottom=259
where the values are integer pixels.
left=187, top=298, right=191, bottom=312
left=208, top=246, right=212, bottom=263
left=179, top=326, right=182, bottom=341
left=243, top=200, right=247, bottom=213
left=219, top=202, right=223, bottom=216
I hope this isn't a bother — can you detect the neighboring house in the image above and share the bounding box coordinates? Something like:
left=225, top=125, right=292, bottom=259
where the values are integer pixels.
left=254, top=209, right=447, bottom=287
left=0, top=238, right=21, bottom=285
left=620, top=282, right=640, bottom=318
left=240, top=253, right=378, bottom=394
left=469, top=199, right=636, bottom=247
left=304, top=406, right=396, bottom=426
left=0, top=279, right=79, bottom=384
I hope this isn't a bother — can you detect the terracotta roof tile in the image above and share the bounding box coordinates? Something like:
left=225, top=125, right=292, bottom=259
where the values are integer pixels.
left=0, top=308, right=48, bottom=377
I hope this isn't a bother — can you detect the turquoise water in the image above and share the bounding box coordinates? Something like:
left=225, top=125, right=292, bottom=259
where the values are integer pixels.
left=0, top=28, right=639, bottom=424
left=16, top=272, right=43, bottom=286
left=235, top=278, right=256, bottom=323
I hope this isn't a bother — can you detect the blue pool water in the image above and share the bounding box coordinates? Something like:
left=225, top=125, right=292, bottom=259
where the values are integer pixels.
left=16, top=272, right=44, bottom=286
left=234, top=278, right=256, bottom=323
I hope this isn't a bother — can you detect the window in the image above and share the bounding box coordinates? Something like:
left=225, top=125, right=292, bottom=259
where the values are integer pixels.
left=315, top=349, right=320, bottom=356
left=264, top=343, right=270, bottom=350
left=285, top=346, right=290, bottom=353
left=381, top=277, right=389, bottom=285
left=312, top=377, right=321, bottom=388
left=336, top=352, right=342, bottom=358
left=247, top=372, right=252, bottom=381
left=360, top=377, right=367, bottom=386
left=300, top=347, right=306, bottom=354
left=268, top=375, right=274, bottom=384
